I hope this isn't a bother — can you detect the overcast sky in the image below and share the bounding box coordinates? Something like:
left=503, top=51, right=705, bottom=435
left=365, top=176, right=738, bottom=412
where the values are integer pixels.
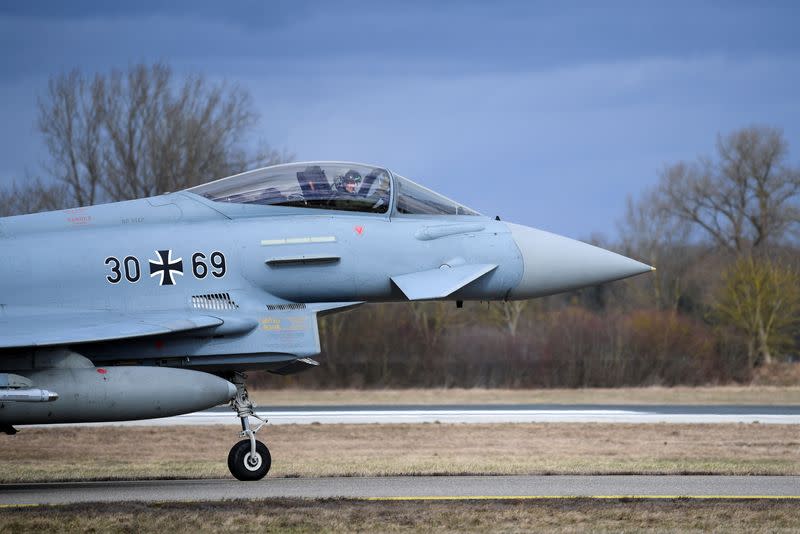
left=1, top=1, right=798, bottom=238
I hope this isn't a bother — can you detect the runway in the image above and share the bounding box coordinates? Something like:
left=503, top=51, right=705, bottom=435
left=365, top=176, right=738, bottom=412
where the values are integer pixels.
left=1, top=476, right=798, bottom=505
left=43, top=403, right=800, bottom=427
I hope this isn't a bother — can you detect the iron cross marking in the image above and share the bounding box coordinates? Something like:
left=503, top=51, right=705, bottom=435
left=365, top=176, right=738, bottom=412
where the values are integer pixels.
left=149, top=250, right=184, bottom=286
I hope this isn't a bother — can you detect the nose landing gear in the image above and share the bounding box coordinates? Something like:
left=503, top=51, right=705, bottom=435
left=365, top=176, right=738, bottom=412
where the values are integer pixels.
left=228, top=374, right=271, bottom=481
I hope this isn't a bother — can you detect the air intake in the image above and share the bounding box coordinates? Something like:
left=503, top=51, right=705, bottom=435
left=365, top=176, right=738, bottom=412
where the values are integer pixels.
left=192, top=293, right=239, bottom=310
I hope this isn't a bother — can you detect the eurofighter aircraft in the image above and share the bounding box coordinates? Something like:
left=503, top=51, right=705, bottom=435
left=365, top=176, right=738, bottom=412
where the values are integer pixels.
left=0, top=162, right=652, bottom=480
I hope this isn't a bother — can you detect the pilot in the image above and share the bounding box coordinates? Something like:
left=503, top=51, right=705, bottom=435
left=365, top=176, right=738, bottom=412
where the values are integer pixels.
left=339, top=170, right=362, bottom=195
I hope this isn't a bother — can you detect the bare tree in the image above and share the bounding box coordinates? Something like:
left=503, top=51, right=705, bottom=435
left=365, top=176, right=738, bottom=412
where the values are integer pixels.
left=657, top=126, right=800, bottom=253
left=487, top=300, right=528, bottom=337
left=618, top=188, right=693, bottom=310
left=714, top=256, right=800, bottom=367
left=0, top=178, right=68, bottom=217
left=37, top=63, right=288, bottom=207
left=409, top=301, right=468, bottom=349
left=37, top=70, right=103, bottom=206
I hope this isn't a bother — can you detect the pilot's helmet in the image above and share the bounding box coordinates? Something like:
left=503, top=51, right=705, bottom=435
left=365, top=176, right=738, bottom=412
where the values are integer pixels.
left=339, top=170, right=362, bottom=193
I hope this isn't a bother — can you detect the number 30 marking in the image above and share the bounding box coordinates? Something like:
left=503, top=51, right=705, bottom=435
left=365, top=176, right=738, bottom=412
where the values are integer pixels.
left=105, top=256, right=141, bottom=284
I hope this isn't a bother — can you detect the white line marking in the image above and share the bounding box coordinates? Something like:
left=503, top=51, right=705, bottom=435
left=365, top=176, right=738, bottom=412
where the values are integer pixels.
left=28, top=409, right=800, bottom=427
left=261, top=236, right=336, bottom=246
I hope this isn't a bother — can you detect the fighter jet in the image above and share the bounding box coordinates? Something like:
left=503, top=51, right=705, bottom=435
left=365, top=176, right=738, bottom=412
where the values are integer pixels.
left=0, top=161, right=652, bottom=480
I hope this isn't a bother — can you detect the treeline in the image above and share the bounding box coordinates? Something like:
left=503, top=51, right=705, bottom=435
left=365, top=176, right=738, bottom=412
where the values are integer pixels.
left=3, top=63, right=799, bottom=388
left=255, top=302, right=752, bottom=389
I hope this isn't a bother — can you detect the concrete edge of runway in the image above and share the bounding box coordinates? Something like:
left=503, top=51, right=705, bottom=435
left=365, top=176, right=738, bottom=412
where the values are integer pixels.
left=2, top=476, right=799, bottom=506
left=2, top=496, right=800, bottom=509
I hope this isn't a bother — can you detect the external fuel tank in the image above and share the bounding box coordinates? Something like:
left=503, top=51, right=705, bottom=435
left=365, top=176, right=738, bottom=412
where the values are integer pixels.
left=0, top=366, right=236, bottom=424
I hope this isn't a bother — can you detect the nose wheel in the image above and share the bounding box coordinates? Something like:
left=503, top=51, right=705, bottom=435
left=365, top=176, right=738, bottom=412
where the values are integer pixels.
left=228, top=439, right=271, bottom=481
left=228, top=373, right=271, bottom=481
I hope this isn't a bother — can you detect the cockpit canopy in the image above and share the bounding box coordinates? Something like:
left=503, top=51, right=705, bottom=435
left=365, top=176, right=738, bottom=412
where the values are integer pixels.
left=189, top=162, right=479, bottom=216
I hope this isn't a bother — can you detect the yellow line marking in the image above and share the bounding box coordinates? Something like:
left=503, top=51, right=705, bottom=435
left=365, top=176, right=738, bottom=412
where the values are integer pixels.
left=0, top=503, right=40, bottom=508
left=366, top=495, right=800, bottom=501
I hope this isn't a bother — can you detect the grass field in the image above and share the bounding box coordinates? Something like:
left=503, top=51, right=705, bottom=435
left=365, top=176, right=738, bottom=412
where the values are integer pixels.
left=2, top=498, right=799, bottom=533
left=2, top=423, right=798, bottom=482
left=249, top=386, right=800, bottom=405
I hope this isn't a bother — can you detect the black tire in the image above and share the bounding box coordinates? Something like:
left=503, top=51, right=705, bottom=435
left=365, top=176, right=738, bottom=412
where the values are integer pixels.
left=228, top=439, right=271, bottom=481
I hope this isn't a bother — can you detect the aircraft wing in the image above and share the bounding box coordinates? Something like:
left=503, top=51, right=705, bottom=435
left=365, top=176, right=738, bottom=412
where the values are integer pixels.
left=0, top=310, right=223, bottom=349
left=391, top=264, right=498, bottom=300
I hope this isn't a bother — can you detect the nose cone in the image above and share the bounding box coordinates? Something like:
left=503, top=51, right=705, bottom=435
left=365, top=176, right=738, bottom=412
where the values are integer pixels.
left=507, top=222, right=653, bottom=299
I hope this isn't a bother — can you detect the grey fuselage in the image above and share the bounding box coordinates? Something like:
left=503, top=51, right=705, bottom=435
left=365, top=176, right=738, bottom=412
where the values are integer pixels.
left=0, top=187, right=651, bottom=373
left=0, top=192, right=517, bottom=371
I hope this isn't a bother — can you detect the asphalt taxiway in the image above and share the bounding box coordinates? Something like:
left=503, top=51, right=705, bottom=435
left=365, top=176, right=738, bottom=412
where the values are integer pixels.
left=1, top=476, right=798, bottom=505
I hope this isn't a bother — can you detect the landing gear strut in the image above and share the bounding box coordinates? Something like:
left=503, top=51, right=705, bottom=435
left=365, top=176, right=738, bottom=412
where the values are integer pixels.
left=228, top=373, right=271, bottom=481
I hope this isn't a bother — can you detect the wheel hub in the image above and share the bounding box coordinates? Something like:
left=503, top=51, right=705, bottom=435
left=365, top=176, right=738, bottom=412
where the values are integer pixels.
left=245, top=452, right=262, bottom=470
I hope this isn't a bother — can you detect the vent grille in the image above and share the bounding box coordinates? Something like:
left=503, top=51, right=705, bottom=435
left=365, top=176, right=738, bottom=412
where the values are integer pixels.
left=192, top=293, right=238, bottom=310
left=266, top=303, right=307, bottom=311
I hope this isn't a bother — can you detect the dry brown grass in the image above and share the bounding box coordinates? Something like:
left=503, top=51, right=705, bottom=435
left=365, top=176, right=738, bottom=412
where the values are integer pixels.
left=2, top=423, right=798, bottom=482
left=250, top=386, right=800, bottom=406
left=753, top=363, right=800, bottom=387
left=2, top=498, right=800, bottom=533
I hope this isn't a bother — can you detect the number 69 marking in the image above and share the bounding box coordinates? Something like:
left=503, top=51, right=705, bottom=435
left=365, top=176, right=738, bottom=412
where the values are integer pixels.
left=192, top=251, right=226, bottom=279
